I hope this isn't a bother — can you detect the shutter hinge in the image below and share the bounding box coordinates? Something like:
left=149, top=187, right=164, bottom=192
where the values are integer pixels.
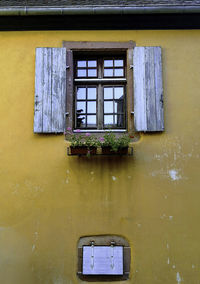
left=130, top=65, right=133, bottom=69
left=131, top=111, right=134, bottom=115
left=65, top=112, right=69, bottom=116
left=66, top=65, right=70, bottom=69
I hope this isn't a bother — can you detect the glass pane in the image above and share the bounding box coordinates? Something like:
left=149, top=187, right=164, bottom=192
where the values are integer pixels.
left=104, top=115, right=114, bottom=125
left=88, top=87, right=96, bottom=99
left=88, top=69, right=97, bottom=77
left=87, top=115, right=96, bottom=127
left=77, top=69, right=86, bottom=77
left=104, top=60, right=113, bottom=67
left=114, top=69, right=124, bottom=77
left=76, top=115, right=86, bottom=128
left=104, top=69, right=113, bottom=77
left=114, top=87, right=124, bottom=99
left=104, top=101, right=113, bottom=113
left=114, top=60, right=123, bottom=67
left=87, top=102, right=96, bottom=113
left=116, top=114, right=124, bottom=127
left=104, top=87, right=113, bottom=99
left=77, top=101, right=86, bottom=113
left=114, top=100, right=124, bottom=114
left=88, top=60, right=97, bottom=67
left=77, top=87, right=86, bottom=100
left=77, top=61, right=86, bottom=67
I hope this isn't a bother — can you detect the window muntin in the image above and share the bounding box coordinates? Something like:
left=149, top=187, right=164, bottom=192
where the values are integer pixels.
left=74, top=55, right=126, bottom=131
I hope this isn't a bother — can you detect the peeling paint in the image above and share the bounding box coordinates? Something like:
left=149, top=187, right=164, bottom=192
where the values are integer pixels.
left=112, top=176, right=117, bottom=181
left=167, top=258, right=170, bottom=264
left=169, top=169, right=182, bottom=181
left=176, top=272, right=182, bottom=283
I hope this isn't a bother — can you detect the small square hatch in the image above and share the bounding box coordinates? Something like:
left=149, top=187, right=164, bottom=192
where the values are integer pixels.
left=83, top=245, right=123, bottom=275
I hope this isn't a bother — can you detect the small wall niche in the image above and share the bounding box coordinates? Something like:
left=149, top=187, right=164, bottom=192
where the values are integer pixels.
left=77, top=235, right=131, bottom=281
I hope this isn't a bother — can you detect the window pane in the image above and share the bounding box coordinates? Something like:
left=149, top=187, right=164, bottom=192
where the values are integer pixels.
left=88, top=88, right=96, bottom=99
left=77, top=69, right=86, bottom=77
left=104, top=101, right=113, bottom=113
left=114, top=87, right=124, bottom=99
left=77, top=87, right=86, bottom=100
left=87, top=115, right=96, bottom=127
left=114, top=69, right=124, bottom=77
left=77, top=101, right=86, bottom=113
left=114, top=60, right=123, bottom=67
left=88, top=69, right=97, bottom=77
left=104, top=87, right=113, bottom=99
left=104, top=69, right=113, bottom=77
left=114, top=99, right=124, bottom=114
left=116, top=114, right=124, bottom=127
left=77, top=61, right=86, bottom=67
left=77, top=115, right=86, bottom=128
left=104, top=115, right=114, bottom=125
left=87, top=102, right=96, bottom=113
left=88, top=60, right=97, bottom=67
left=104, top=60, right=113, bottom=67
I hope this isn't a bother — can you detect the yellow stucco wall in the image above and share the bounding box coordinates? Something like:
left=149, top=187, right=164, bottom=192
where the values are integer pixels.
left=0, top=30, right=199, bottom=284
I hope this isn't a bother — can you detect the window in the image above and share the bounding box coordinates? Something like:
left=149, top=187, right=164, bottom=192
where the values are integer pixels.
left=33, top=42, right=164, bottom=134
left=74, top=55, right=126, bottom=130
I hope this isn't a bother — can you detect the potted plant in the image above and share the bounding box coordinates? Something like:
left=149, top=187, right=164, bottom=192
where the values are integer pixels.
left=66, top=128, right=98, bottom=156
left=99, top=132, right=131, bottom=155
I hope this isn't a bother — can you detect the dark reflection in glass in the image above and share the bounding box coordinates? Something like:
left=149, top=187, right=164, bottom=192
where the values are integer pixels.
left=76, top=115, right=86, bottom=128
left=115, top=95, right=124, bottom=127
left=88, top=88, right=96, bottom=99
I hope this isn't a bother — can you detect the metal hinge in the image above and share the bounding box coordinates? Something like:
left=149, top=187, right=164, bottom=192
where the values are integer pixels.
left=130, top=65, right=133, bottom=69
left=66, top=65, right=70, bottom=69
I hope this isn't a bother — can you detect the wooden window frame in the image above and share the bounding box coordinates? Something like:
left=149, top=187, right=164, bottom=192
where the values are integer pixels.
left=63, top=41, right=135, bottom=135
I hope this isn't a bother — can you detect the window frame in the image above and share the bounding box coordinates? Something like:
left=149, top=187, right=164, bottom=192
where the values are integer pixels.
left=63, top=41, right=135, bottom=136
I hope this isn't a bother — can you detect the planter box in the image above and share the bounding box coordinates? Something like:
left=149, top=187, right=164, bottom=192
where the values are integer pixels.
left=70, top=146, right=97, bottom=155
left=101, top=147, right=129, bottom=155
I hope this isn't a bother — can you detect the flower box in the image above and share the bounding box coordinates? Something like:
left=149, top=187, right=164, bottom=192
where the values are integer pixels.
left=70, top=146, right=97, bottom=155
left=101, top=146, right=129, bottom=155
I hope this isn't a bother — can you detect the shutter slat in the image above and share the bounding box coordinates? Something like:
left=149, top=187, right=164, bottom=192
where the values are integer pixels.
left=34, top=48, right=43, bottom=133
left=52, top=48, right=66, bottom=132
left=43, top=48, right=52, bottom=133
left=34, top=47, right=66, bottom=133
left=133, top=46, right=164, bottom=132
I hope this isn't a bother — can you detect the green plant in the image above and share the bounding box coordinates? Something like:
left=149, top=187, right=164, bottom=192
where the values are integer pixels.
left=65, top=128, right=99, bottom=148
left=99, top=132, right=131, bottom=152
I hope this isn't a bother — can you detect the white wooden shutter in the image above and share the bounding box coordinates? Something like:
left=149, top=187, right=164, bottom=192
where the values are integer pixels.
left=133, top=46, right=164, bottom=132
left=34, top=48, right=66, bottom=133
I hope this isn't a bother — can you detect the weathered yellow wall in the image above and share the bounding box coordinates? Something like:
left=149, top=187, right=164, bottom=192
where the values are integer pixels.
left=0, top=30, right=199, bottom=284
